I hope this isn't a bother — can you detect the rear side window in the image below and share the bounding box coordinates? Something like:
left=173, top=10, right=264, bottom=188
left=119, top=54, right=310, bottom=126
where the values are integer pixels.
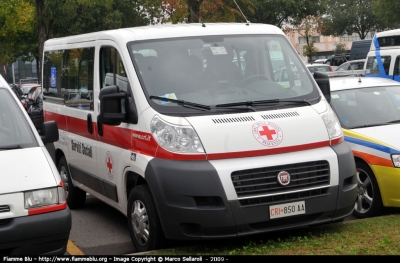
left=43, top=47, right=95, bottom=110
left=366, top=56, right=391, bottom=75
left=0, top=89, right=37, bottom=149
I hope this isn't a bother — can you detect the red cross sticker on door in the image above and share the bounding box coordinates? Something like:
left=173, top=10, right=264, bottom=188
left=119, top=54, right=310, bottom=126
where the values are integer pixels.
left=252, top=121, right=283, bottom=147
left=105, top=151, right=114, bottom=180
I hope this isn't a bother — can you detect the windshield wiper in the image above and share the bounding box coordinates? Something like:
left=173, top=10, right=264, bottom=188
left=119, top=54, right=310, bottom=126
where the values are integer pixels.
left=0, top=145, right=21, bottom=150
left=216, top=98, right=313, bottom=109
left=150, top=96, right=211, bottom=111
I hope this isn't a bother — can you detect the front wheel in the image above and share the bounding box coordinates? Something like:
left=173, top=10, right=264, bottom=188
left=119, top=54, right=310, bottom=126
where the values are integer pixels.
left=353, top=162, right=383, bottom=219
left=127, top=185, right=165, bottom=252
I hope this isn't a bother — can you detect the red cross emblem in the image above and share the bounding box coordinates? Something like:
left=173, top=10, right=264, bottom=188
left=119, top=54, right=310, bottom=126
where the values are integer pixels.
left=252, top=121, right=283, bottom=147
left=107, top=156, right=113, bottom=174
left=105, top=151, right=114, bottom=180
left=259, top=125, right=277, bottom=141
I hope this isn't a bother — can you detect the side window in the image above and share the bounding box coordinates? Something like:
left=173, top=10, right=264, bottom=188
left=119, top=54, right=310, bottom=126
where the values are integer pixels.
left=366, top=56, right=391, bottom=75
left=43, top=47, right=94, bottom=111
left=394, top=56, right=400, bottom=76
left=100, top=47, right=129, bottom=92
left=100, top=47, right=130, bottom=115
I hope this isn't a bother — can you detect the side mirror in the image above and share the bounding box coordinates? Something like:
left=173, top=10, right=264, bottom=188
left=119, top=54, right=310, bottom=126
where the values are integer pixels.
left=98, top=85, right=127, bottom=126
left=40, top=121, right=59, bottom=144
left=313, top=71, right=331, bottom=103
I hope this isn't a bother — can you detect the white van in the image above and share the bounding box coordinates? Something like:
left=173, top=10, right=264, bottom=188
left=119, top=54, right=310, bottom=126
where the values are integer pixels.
left=42, top=23, right=357, bottom=252
left=364, top=29, right=400, bottom=81
left=0, top=75, right=71, bottom=255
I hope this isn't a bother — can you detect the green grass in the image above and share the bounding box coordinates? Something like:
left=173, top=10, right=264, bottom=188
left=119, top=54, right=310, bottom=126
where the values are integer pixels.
left=147, top=214, right=400, bottom=255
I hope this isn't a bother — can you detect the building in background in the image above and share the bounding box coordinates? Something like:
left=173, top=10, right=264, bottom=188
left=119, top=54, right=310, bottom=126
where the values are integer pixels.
left=286, top=32, right=374, bottom=62
left=0, top=57, right=38, bottom=84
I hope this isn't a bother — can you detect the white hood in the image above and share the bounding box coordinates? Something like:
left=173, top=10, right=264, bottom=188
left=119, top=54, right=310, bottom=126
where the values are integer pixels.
left=0, top=147, right=57, bottom=194
left=353, top=125, right=400, bottom=150
left=186, top=106, right=330, bottom=155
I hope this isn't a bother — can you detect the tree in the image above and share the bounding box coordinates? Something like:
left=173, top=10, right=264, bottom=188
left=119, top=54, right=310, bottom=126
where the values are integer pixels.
left=333, top=42, right=347, bottom=55
left=303, top=42, right=318, bottom=62
left=374, top=0, right=400, bottom=29
left=248, top=0, right=327, bottom=28
left=283, top=15, right=322, bottom=62
left=160, top=0, right=254, bottom=24
left=321, top=0, right=386, bottom=40
left=0, top=0, right=37, bottom=65
left=32, top=0, right=155, bottom=81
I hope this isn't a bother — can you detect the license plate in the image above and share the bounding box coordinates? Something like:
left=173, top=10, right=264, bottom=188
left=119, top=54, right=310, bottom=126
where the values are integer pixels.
left=269, top=201, right=306, bottom=219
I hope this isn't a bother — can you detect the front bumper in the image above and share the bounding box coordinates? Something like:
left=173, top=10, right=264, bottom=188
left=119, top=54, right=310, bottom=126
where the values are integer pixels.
left=145, top=142, right=357, bottom=240
left=0, top=208, right=71, bottom=255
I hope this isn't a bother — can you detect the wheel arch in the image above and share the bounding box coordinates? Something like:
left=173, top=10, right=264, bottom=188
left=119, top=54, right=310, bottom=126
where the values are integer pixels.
left=354, top=156, right=383, bottom=193
left=125, top=171, right=147, bottom=203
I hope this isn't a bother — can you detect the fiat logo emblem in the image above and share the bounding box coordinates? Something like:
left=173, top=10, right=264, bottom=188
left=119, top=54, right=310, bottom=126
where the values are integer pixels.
left=277, top=171, right=290, bottom=186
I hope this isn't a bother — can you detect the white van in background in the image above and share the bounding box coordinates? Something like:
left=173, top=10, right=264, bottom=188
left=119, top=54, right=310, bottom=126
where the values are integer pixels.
left=43, top=23, right=357, bottom=252
left=0, top=75, right=71, bottom=255
left=364, top=29, right=400, bottom=82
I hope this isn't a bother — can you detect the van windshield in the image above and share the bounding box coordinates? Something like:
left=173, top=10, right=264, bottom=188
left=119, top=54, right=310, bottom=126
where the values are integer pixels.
left=128, top=35, right=320, bottom=113
left=0, top=89, right=37, bottom=149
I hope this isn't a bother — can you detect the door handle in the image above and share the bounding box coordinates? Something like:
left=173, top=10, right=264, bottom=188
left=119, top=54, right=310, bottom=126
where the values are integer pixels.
left=87, top=113, right=93, bottom=134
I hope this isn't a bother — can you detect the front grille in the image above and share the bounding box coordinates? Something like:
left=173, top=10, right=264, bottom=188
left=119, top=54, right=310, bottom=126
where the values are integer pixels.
left=232, top=160, right=330, bottom=198
left=239, top=188, right=329, bottom=206
left=249, top=213, right=323, bottom=230
left=0, top=205, right=10, bottom=213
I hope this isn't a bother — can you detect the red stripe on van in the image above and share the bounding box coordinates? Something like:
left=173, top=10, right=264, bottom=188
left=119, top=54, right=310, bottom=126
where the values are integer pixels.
left=67, top=116, right=98, bottom=141
left=207, top=141, right=331, bottom=160
left=44, top=110, right=341, bottom=161
left=331, top=136, right=344, bottom=145
left=44, top=111, right=68, bottom=130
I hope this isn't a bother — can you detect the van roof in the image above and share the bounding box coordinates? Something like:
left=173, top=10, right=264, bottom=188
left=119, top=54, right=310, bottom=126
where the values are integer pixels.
left=374, top=29, right=400, bottom=38
left=44, top=23, right=284, bottom=47
left=370, top=29, right=400, bottom=51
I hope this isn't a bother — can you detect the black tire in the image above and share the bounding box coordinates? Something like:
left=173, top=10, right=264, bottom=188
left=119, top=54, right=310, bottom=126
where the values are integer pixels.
left=353, top=161, right=383, bottom=219
left=58, top=156, right=86, bottom=209
left=127, top=185, right=165, bottom=252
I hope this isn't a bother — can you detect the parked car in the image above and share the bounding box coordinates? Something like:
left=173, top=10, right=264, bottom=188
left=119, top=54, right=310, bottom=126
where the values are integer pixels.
left=324, top=54, right=350, bottom=67
left=19, top=83, right=41, bottom=97
left=313, top=58, right=328, bottom=64
left=27, top=90, right=44, bottom=130
left=306, top=63, right=334, bottom=73
left=9, top=84, right=23, bottom=99
left=335, top=59, right=366, bottom=72
left=25, top=86, right=42, bottom=110
left=0, top=74, right=71, bottom=255
left=329, top=75, right=400, bottom=219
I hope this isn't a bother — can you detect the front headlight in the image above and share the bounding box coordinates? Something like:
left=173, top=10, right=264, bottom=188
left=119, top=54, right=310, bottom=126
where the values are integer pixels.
left=320, top=105, right=343, bottom=139
left=391, top=154, right=400, bottom=168
left=150, top=115, right=205, bottom=153
left=24, top=187, right=66, bottom=209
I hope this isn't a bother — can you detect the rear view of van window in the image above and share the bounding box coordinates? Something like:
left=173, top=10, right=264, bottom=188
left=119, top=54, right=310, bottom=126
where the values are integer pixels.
left=0, top=90, right=37, bottom=149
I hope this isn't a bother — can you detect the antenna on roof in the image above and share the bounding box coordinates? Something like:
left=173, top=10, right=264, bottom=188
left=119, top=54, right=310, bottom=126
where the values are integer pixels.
left=347, top=61, right=363, bottom=82
left=186, top=5, right=206, bottom=27
left=233, top=0, right=250, bottom=25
